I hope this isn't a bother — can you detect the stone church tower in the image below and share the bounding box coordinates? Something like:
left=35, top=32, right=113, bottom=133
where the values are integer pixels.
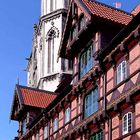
left=27, top=0, right=72, bottom=92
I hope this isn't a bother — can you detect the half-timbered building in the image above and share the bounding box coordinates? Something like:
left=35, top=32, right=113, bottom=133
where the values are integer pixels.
left=10, top=0, right=140, bottom=140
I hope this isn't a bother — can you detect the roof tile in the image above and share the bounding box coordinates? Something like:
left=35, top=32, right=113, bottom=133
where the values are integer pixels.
left=19, top=86, right=57, bottom=108
left=82, top=0, right=133, bottom=25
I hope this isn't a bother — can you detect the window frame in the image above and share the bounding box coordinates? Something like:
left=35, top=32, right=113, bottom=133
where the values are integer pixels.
left=35, top=132, right=39, bottom=140
left=53, top=117, right=58, bottom=132
left=43, top=125, right=48, bottom=140
left=64, top=107, right=71, bottom=124
left=122, top=112, right=132, bottom=135
left=84, top=87, right=98, bottom=118
left=71, top=25, right=77, bottom=40
left=89, top=130, right=103, bottom=140
left=79, top=42, right=94, bottom=78
left=78, top=14, right=85, bottom=31
left=21, top=117, right=26, bottom=135
left=116, top=60, right=127, bottom=84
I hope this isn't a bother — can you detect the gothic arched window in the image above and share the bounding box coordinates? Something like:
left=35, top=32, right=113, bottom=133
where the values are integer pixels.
left=47, top=26, right=59, bottom=74
left=48, top=31, right=55, bottom=73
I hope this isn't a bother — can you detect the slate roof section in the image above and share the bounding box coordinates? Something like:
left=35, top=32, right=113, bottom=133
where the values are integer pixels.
left=82, top=0, right=133, bottom=25
left=17, top=85, right=57, bottom=108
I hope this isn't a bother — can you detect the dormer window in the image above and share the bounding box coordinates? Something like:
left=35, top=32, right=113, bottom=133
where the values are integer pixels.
left=71, top=26, right=77, bottom=40
left=79, top=15, right=85, bottom=31
left=22, top=118, right=26, bottom=135
left=80, top=43, right=93, bottom=78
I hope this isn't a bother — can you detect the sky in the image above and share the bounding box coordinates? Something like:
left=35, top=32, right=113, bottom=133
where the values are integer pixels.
left=0, top=0, right=140, bottom=140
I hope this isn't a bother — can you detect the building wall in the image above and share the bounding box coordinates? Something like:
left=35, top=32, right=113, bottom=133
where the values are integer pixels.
left=27, top=1, right=72, bottom=92
left=16, top=1, right=140, bottom=140
left=25, top=27, right=140, bottom=140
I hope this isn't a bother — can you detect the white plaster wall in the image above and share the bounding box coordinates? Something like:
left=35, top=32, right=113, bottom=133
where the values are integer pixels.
left=43, top=76, right=60, bottom=92
left=27, top=0, right=70, bottom=91
left=41, top=0, right=66, bottom=16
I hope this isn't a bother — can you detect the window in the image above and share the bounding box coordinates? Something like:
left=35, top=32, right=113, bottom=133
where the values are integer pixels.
left=68, top=60, right=73, bottom=70
left=79, top=15, right=85, bottom=30
left=117, top=61, right=127, bottom=84
left=22, top=118, right=26, bottom=134
left=89, top=131, right=103, bottom=140
left=43, top=126, right=48, bottom=139
left=84, top=88, right=98, bottom=118
left=80, top=44, right=93, bottom=78
left=65, top=107, right=71, bottom=124
left=53, top=117, right=58, bottom=132
left=123, top=112, right=132, bottom=135
left=48, top=32, right=55, bottom=73
left=71, top=26, right=77, bottom=40
left=35, top=133, right=39, bottom=140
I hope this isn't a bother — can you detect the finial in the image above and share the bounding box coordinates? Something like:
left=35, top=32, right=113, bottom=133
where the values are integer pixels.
left=33, top=23, right=38, bottom=32
left=17, top=76, right=19, bottom=85
left=113, top=2, right=122, bottom=9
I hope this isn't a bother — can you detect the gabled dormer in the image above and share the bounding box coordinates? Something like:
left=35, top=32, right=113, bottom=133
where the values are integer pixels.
left=59, top=0, right=133, bottom=84
left=59, top=0, right=133, bottom=59
left=10, top=85, right=57, bottom=139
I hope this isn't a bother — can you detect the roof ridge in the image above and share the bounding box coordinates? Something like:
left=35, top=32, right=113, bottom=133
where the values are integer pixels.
left=16, top=84, right=57, bottom=95
left=87, top=0, right=133, bottom=16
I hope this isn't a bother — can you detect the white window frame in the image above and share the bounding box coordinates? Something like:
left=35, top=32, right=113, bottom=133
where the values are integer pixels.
left=43, top=125, right=48, bottom=139
left=35, top=132, right=39, bottom=140
left=117, top=60, right=127, bottom=84
left=53, top=117, right=58, bottom=132
left=65, top=107, right=71, bottom=124
left=122, top=112, right=132, bottom=135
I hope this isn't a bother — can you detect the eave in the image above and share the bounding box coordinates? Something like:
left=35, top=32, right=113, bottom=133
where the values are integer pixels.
left=98, top=12, right=140, bottom=61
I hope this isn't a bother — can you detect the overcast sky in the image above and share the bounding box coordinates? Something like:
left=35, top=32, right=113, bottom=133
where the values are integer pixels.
left=0, top=0, right=139, bottom=139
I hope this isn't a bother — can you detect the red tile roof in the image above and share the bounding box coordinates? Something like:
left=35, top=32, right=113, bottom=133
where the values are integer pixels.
left=82, top=0, right=133, bottom=25
left=18, top=85, right=57, bottom=108
left=131, top=4, right=140, bottom=16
